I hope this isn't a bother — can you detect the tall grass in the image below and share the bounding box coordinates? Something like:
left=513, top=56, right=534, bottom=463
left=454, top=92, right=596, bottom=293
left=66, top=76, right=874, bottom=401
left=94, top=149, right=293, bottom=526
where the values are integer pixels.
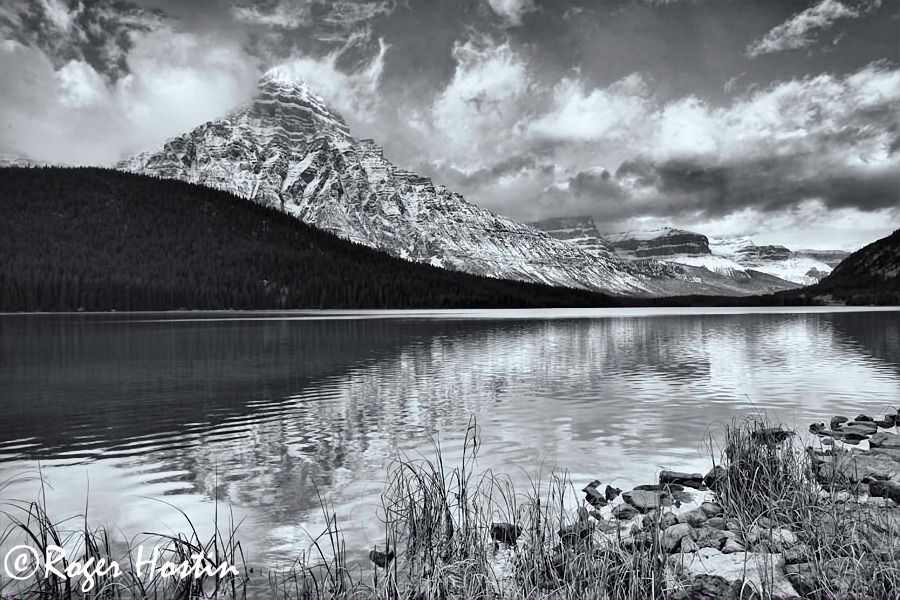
left=5, top=414, right=900, bottom=599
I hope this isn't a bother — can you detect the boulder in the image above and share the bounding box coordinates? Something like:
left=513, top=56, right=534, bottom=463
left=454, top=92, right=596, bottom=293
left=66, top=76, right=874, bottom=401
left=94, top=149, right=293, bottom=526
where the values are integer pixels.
left=671, top=574, right=742, bottom=600
left=831, top=415, right=849, bottom=430
left=870, top=431, right=900, bottom=449
left=604, top=485, right=622, bottom=501
left=612, top=503, right=638, bottom=520
left=669, top=547, right=798, bottom=597
left=867, top=479, right=900, bottom=504
left=659, top=470, right=705, bottom=489
left=818, top=452, right=900, bottom=483
left=856, top=414, right=874, bottom=422
left=703, top=465, right=726, bottom=489
left=721, top=538, right=744, bottom=554
left=843, top=421, right=878, bottom=434
left=661, top=522, right=693, bottom=553
left=676, top=507, right=708, bottom=528
left=700, top=501, right=724, bottom=518
left=623, top=489, right=670, bottom=513
left=705, top=517, right=727, bottom=530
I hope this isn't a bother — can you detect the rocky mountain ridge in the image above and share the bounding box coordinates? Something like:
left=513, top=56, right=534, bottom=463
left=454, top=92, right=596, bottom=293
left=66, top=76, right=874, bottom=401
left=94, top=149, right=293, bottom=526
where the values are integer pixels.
left=119, top=70, right=666, bottom=296
left=532, top=217, right=848, bottom=286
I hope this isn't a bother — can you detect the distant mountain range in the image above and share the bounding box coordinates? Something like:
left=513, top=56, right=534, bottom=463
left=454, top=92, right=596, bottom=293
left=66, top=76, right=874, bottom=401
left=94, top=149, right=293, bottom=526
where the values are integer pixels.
left=2, top=70, right=892, bottom=305
left=114, top=69, right=802, bottom=298
left=529, top=217, right=850, bottom=287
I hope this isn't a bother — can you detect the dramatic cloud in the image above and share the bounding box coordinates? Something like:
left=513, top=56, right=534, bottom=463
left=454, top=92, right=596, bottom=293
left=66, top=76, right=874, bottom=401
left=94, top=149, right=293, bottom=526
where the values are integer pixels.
left=486, top=0, right=537, bottom=27
left=0, top=0, right=167, bottom=81
left=0, top=28, right=259, bottom=164
left=1, top=0, right=896, bottom=248
left=422, top=36, right=537, bottom=167
left=272, top=36, right=390, bottom=123
left=746, top=0, right=881, bottom=58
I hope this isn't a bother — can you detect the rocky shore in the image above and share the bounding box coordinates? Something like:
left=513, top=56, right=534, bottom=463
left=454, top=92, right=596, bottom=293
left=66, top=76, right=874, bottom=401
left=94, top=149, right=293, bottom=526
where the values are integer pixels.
left=504, top=409, right=900, bottom=598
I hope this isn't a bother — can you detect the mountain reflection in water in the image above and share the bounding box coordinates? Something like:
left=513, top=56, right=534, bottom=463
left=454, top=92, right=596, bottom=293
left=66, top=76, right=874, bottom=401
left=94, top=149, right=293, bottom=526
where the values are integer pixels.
left=1, top=309, right=898, bottom=565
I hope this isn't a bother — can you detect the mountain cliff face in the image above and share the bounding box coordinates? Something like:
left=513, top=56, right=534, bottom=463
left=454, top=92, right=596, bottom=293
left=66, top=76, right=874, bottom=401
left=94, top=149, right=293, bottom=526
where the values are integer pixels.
left=527, top=216, right=615, bottom=256
left=118, top=69, right=655, bottom=296
left=605, top=227, right=711, bottom=258
left=795, top=229, right=900, bottom=305
left=531, top=217, right=799, bottom=294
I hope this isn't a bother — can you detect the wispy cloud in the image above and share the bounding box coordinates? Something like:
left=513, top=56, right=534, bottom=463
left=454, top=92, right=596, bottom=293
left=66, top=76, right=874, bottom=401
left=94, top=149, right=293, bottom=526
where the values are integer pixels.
left=485, top=0, right=537, bottom=27
left=746, top=0, right=881, bottom=58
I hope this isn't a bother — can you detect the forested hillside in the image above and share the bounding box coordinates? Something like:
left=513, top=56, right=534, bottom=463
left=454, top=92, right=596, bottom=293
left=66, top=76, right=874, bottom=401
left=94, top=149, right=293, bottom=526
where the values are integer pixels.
left=0, top=167, right=624, bottom=311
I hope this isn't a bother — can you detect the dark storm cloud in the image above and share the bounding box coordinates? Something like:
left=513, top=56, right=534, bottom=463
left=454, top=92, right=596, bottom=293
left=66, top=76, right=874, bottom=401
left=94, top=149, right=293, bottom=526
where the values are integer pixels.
left=568, top=168, right=629, bottom=200
left=0, top=0, right=167, bottom=82
left=628, top=157, right=900, bottom=220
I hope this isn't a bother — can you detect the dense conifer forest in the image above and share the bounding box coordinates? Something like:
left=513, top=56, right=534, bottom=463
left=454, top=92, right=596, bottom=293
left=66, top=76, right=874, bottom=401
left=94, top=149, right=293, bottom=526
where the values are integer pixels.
left=0, top=167, right=630, bottom=311
left=2, top=167, right=895, bottom=312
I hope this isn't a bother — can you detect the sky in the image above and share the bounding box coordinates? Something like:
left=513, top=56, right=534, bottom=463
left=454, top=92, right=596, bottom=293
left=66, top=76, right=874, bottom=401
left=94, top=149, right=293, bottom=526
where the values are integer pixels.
left=1, top=0, right=898, bottom=250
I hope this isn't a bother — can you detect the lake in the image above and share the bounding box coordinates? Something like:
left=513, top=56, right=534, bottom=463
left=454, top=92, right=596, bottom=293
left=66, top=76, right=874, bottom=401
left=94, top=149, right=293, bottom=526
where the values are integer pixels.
left=2, top=307, right=899, bottom=574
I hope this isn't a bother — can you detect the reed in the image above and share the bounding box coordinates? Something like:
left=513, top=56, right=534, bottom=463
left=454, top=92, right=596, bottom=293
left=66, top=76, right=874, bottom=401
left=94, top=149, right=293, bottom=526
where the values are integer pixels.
left=4, top=414, right=900, bottom=599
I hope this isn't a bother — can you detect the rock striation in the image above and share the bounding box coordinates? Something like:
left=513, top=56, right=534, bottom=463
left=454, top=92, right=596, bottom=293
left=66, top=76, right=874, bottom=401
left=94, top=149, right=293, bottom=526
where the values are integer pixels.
left=118, top=69, right=655, bottom=296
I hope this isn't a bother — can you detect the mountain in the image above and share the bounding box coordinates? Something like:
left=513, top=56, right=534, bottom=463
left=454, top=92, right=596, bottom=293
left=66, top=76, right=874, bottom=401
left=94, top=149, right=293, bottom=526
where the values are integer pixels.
left=531, top=218, right=799, bottom=295
left=605, top=227, right=711, bottom=258
left=710, top=236, right=835, bottom=286
left=0, top=166, right=630, bottom=311
left=527, top=216, right=615, bottom=256
left=793, top=249, right=852, bottom=269
left=798, top=228, right=900, bottom=305
left=118, top=68, right=656, bottom=297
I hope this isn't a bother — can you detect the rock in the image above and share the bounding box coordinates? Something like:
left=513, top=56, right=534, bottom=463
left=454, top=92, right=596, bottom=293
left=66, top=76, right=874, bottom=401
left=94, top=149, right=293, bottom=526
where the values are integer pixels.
left=721, top=538, right=744, bottom=554
left=703, top=465, right=726, bottom=489
left=669, top=547, right=798, bottom=597
left=875, top=418, right=895, bottom=428
left=700, top=501, right=724, bottom=518
left=869, top=446, right=900, bottom=461
left=676, top=507, right=708, bottom=528
left=671, top=574, right=742, bottom=600
left=604, top=485, right=621, bottom=501
left=870, top=431, right=900, bottom=449
left=559, top=523, right=592, bottom=547
left=843, top=421, right=878, bottom=434
left=623, top=489, right=670, bottom=513
left=747, top=526, right=798, bottom=552
left=783, top=562, right=815, bottom=596
left=583, top=485, right=608, bottom=508
left=659, top=470, right=705, bottom=489
left=368, top=547, right=394, bottom=568
left=818, top=452, right=900, bottom=484
left=831, top=415, right=849, bottom=430
left=705, top=517, right=727, bottom=530
left=695, top=525, right=732, bottom=550
left=810, top=422, right=826, bottom=434
left=783, top=543, right=812, bottom=565
left=662, top=523, right=693, bottom=553
left=490, top=523, right=522, bottom=545
left=856, top=413, right=874, bottom=422
left=867, top=479, right=900, bottom=504
left=680, top=536, right=699, bottom=553
left=751, top=427, right=795, bottom=445
left=822, top=437, right=834, bottom=446
left=612, top=503, right=638, bottom=520
left=622, top=531, right=653, bottom=551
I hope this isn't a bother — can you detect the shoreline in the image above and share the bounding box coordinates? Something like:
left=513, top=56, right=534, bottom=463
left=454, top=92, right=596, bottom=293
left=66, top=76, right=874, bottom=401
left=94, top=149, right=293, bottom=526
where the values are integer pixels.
left=4, top=409, right=900, bottom=599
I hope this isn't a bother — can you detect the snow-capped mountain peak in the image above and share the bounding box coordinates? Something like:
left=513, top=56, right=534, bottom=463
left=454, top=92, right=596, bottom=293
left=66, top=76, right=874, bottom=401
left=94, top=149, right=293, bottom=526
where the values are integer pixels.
left=117, top=74, right=660, bottom=296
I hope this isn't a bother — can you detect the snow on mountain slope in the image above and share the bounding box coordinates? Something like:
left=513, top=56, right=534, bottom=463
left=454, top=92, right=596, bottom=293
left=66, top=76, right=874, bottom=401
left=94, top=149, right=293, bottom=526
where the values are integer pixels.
left=527, top=216, right=615, bottom=256
left=668, top=255, right=748, bottom=277
left=118, top=70, right=655, bottom=296
left=710, top=236, right=834, bottom=285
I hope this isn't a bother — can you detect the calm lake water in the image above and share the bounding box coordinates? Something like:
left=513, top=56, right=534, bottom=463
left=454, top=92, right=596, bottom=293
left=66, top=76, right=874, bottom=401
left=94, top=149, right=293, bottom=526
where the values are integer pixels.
left=2, top=308, right=899, bottom=572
